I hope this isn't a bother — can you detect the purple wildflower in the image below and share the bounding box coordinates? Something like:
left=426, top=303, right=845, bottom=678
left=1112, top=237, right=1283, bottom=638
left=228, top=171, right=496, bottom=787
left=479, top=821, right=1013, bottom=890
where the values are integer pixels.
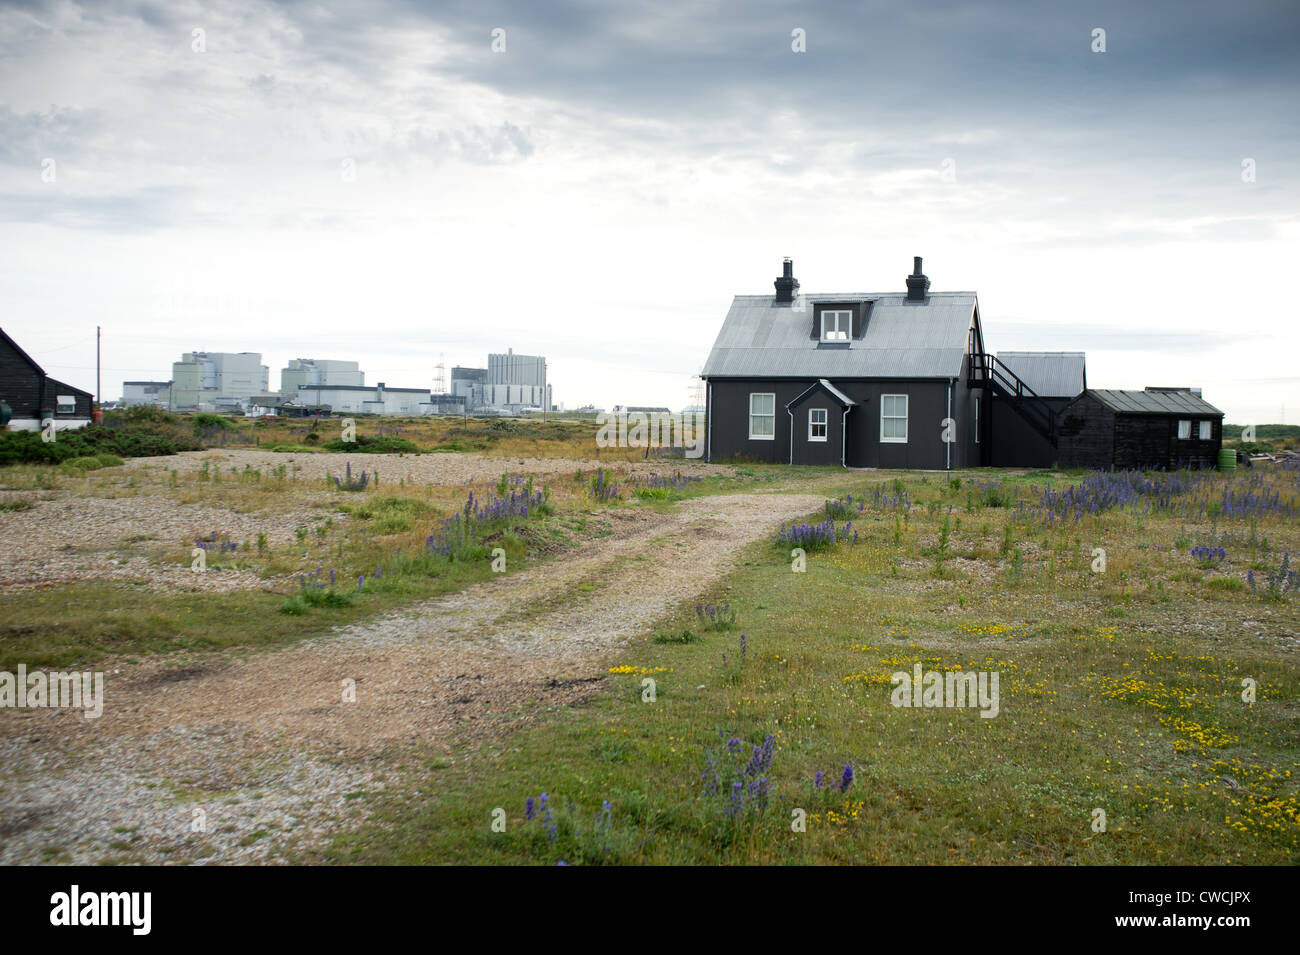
left=839, top=764, right=854, bottom=793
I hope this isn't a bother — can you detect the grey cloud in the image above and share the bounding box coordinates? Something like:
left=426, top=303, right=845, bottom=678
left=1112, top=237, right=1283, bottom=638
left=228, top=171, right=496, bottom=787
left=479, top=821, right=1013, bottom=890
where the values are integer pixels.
left=0, top=185, right=200, bottom=232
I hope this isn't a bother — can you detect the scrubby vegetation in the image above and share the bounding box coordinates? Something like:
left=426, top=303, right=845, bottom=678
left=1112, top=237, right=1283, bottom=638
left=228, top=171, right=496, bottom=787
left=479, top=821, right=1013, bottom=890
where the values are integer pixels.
left=329, top=462, right=1300, bottom=865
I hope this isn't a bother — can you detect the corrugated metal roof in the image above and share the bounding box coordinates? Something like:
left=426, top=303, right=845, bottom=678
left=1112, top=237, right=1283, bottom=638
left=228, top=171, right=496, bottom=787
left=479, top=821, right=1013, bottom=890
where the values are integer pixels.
left=996, top=351, right=1086, bottom=398
left=1088, top=389, right=1224, bottom=416
left=701, top=292, right=977, bottom=379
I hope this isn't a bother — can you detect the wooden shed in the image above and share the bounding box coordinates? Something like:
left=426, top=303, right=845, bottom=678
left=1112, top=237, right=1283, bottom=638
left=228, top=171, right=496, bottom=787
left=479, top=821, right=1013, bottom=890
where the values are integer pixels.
left=1057, top=388, right=1224, bottom=470
left=0, top=327, right=94, bottom=431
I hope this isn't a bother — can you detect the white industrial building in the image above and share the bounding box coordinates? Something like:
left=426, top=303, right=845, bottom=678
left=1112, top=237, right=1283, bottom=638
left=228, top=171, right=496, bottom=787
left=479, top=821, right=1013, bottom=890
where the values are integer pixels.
left=280, top=358, right=364, bottom=395
left=121, top=380, right=172, bottom=408
left=170, top=351, right=270, bottom=410
left=451, top=348, right=552, bottom=413
left=295, top=382, right=432, bottom=415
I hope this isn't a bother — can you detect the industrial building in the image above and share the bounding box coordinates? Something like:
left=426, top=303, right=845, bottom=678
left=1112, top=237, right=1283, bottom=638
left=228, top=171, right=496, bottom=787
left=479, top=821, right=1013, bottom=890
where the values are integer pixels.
left=121, top=380, right=173, bottom=408
left=170, top=351, right=270, bottom=410
left=280, top=359, right=364, bottom=395
left=290, top=382, right=432, bottom=415
left=452, top=349, right=552, bottom=413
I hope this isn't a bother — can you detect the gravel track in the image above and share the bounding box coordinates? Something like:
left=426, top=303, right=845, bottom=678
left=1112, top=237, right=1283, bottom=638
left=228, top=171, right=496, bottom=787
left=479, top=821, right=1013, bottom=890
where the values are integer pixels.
left=0, top=486, right=831, bottom=865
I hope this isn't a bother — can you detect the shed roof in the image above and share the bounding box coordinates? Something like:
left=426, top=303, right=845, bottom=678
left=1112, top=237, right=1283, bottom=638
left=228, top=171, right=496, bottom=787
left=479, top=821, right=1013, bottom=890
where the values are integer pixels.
left=1087, top=389, right=1223, bottom=416
left=0, top=327, right=47, bottom=376
left=996, top=351, right=1086, bottom=398
left=701, top=292, right=977, bottom=379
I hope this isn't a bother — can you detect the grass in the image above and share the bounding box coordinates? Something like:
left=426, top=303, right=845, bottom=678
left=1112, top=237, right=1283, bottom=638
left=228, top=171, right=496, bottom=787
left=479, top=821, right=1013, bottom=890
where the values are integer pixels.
left=324, top=464, right=1300, bottom=865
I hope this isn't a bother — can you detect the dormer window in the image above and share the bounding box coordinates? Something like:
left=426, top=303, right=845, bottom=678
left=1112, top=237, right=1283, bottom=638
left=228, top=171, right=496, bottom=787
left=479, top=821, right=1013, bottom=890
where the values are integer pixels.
left=821, top=309, right=851, bottom=342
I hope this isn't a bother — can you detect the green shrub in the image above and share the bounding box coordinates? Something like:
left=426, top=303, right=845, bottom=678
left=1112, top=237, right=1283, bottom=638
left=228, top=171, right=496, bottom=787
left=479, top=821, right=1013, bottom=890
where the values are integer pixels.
left=279, top=595, right=309, bottom=615
left=95, top=454, right=125, bottom=468
left=0, top=431, right=69, bottom=466
left=191, top=412, right=235, bottom=434
left=63, top=456, right=104, bottom=471
left=321, top=435, right=420, bottom=454
left=0, top=420, right=200, bottom=465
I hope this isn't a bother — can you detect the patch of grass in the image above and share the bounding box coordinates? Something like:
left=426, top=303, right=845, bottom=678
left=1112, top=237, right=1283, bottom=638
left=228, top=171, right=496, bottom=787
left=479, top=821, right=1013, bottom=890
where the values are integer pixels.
left=326, top=467, right=1300, bottom=866
left=652, top=629, right=700, bottom=645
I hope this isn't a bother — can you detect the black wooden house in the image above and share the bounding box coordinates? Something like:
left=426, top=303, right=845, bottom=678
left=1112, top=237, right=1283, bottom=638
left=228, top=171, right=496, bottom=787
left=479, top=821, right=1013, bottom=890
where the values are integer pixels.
left=1057, top=388, right=1224, bottom=470
left=0, top=327, right=94, bottom=431
left=701, top=258, right=1056, bottom=469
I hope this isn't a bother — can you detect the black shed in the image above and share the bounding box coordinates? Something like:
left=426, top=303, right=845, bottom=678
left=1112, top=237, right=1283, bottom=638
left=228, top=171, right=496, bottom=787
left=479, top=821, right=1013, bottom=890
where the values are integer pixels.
left=1057, top=388, right=1224, bottom=470
left=0, top=327, right=94, bottom=430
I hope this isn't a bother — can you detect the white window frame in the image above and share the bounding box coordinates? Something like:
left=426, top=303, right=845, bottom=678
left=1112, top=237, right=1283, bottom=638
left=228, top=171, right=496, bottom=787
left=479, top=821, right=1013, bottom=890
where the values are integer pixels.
left=974, top=396, right=980, bottom=444
left=881, top=394, right=908, bottom=443
left=55, top=395, right=76, bottom=414
left=1177, top=419, right=1191, bottom=440
left=820, top=309, right=851, bottom=342
left=1198, top=420, right=1212, bottom=440
left=749, top=392, right=775, bottom=441
left=808, top=408, right=828, bottom=442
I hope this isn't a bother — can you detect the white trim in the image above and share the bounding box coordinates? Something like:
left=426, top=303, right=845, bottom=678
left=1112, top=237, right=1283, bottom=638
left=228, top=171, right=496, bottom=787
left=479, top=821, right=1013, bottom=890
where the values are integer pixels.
left=749, top=392, right=775, bottom=441
left=841, top=407, right=851, bottom=468
left=816, top=378, right=856, bottom=406
left=880, top=393, right=908, bottom=443
left=808, top=407, right=828, bottom=442
left=820, top=309, right=851, bottom=342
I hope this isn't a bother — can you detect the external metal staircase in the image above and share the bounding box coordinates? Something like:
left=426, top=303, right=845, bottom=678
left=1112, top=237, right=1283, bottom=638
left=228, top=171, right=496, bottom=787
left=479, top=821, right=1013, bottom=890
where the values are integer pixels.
left=970, top=353, right=1057, bottom=446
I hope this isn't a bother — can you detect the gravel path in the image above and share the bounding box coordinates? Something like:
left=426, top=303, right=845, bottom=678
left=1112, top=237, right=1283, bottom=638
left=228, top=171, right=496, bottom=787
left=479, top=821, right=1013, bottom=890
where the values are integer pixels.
left=0, top=449, right=734, bottom=592
left=0, top=487, right=831, bottom=865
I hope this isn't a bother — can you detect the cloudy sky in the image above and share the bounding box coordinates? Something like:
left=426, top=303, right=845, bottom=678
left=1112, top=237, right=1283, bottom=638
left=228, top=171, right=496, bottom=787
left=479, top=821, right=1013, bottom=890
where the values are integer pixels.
left=1, top=0, right=1296, bottom=420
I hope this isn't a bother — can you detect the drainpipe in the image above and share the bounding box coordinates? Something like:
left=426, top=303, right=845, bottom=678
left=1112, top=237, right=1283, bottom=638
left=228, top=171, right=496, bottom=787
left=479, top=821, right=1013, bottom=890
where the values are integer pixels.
left=841, top=406, right=851, bottom=468
left=946, top=378, right=953, bottom=471
left=705, top=381, right=712, bottom=462
left=787, top=406, right=795, bottom=465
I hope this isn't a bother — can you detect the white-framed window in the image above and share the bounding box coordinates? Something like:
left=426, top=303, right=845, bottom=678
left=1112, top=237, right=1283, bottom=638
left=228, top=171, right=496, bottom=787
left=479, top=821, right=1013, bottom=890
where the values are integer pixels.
left=808, top=408, right=827, bottom=441
left=820, top=309, right=851, bottom=342
left=1177, top=419, right=1191, bottom=439
left=1198, top=420, right=1212, bottom=440
left=56, top=395, right=75, bottom=414
left=881, top=394, right=908, bottom=443
left=974, top=396, right=980, bottom=443
left=749, top=393, right=775, bottom=440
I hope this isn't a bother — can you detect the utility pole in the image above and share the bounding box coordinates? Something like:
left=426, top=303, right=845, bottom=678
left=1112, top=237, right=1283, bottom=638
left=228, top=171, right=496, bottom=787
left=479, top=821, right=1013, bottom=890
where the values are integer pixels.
left=96, top=325, right=101, bottom=406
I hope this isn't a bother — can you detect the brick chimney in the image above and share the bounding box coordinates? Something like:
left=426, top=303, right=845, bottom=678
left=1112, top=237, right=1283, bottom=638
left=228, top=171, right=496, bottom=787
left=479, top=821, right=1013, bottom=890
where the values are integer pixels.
left=905, top=256, right=930, bottom=302
left=774, top=258, right=799, bottom=304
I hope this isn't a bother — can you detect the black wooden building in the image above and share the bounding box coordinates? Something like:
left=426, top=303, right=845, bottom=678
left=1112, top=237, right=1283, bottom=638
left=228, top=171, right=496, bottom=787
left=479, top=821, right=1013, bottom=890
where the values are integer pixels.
left=989, top=351, right=1086, bottom=468
left=701, top=258, right=1056, bottom=469
left=1057, top=388, right=1224, bottom=470
left=0, top=327, right=94, bottom=430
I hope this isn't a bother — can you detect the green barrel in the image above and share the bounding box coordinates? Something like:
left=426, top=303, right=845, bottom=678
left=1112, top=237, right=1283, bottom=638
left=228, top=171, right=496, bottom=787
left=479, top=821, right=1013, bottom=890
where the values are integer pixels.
left=1218, top=448, right=1237, bottom=471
